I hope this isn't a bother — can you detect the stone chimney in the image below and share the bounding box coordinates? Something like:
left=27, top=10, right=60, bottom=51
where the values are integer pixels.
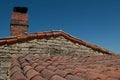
left=10, top=7, right=28, bottom=36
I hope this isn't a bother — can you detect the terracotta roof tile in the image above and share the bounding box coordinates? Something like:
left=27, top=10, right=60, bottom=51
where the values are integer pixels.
left=26, top=69, right=41, bottom=80
left=64, top=69, right=74, bottom=74
left=0, top=39, right=6, bottom=45
left=55, top=69, right=72, bottom=78
left=35, top=65, right=46, bottom=73
left=36, top=32, right=46, bottom=38
left=10, top=62, right=20, bottom=69
left=105, top=71, right=120, bottom=79
left=85, top=71, right=107, bottom=80
left=0, top=31, right=115, bottom=55
left=31, top=62, right=39, bottom=68
left=27, top=33, right=38, bottom=39
left=56, top=65, right=65, bottom=70
left=50, top=75, right=66, bottom=80
left=41, top=62, right=52, bottom=67
left=31, top=75, right=45, bottom=80
left=65, top=75, right=82, bottom=80
left=47, top=65, right=57, bottom=71
left=23, top=65, right=33, bottom=75
left=10, top=71, right=27, bottom=80
left=21, top=62, right=30, bottom=68
left=75, top=73, right=86, bottom=79
left=10, top=66, right=23, bottom=77
left=51, top=62, right=59, bottom=67
left=6, top=38, right=17, bottom=45
left=10, top=54, right=120, bottom=80
left=41, top=69, right=57, bottom=79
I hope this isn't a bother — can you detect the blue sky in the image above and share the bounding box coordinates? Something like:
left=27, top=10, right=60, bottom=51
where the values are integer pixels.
left=0, top=0, right=120, bottom=54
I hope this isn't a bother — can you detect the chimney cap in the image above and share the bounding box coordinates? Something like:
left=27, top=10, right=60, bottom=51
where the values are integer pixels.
left=13, top=7, right=28, bottom=13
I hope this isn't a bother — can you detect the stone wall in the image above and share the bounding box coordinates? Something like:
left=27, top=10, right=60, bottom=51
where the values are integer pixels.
left=0, top=36, right=105, bottom=79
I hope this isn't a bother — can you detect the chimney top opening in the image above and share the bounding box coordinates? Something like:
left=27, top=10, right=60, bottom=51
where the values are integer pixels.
left=13, top=7, right=28, bottom=13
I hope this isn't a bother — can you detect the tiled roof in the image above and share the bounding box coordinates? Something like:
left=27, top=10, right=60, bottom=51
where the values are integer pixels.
left=0, top=31, right=115, bottom=55
left=10, top=54, right=120, bottom=80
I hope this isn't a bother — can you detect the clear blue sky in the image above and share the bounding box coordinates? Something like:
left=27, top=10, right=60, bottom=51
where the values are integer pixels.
left=0, top=0, right=120, bottom=54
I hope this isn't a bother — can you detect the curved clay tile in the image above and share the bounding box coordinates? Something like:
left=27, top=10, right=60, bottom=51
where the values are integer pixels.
left=10, top=54, right=120, bottom=80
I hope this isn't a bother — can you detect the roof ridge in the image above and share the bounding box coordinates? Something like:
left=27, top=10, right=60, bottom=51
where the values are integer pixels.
left=0, top=30, right=115, bottom=55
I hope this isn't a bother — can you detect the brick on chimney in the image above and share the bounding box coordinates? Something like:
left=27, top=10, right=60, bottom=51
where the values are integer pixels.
left=10, top=7, right=28, bottom=36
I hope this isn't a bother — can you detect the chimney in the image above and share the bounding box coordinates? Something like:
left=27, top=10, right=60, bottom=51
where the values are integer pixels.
left=10, top=7, right=28, bottom=36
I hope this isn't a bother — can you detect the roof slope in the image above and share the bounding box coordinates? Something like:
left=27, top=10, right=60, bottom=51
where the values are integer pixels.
left=0, top=31, right=114, bottom=55
left=10, top=54, right=120, bottom=80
